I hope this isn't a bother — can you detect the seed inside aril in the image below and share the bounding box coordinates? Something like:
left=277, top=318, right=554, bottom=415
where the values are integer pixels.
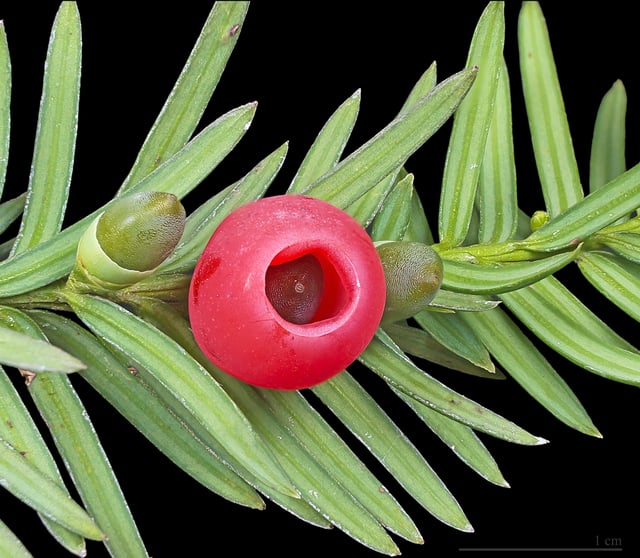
left=265, top=253, right=324, bottom=324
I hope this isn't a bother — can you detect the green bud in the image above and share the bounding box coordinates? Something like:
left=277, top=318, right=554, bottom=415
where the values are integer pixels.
left=376, top=241, right=443, bottom=324
left=73, top=191, right=185, bottom=289
left=530, top=210, right=550, bottom=232
left=97, top=191, right=186, bottom=271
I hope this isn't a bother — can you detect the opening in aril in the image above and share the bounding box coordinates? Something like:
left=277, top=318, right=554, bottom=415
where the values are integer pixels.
left=265, top=253, right=325, bottom=324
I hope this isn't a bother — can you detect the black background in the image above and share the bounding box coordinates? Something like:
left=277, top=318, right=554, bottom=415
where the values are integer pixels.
left=1, top=1, right=639, bottom=556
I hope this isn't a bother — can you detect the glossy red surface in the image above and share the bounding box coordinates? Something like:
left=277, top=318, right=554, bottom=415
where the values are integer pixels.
left=189, top=195, right=386, bottom=389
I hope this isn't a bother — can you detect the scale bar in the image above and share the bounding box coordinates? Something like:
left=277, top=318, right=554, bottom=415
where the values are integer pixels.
left=458, top=546, right=622, bottom=552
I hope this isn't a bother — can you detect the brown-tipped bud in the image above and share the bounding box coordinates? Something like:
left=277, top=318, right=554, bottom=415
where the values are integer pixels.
left=376, top=241, right=443, bottom=324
